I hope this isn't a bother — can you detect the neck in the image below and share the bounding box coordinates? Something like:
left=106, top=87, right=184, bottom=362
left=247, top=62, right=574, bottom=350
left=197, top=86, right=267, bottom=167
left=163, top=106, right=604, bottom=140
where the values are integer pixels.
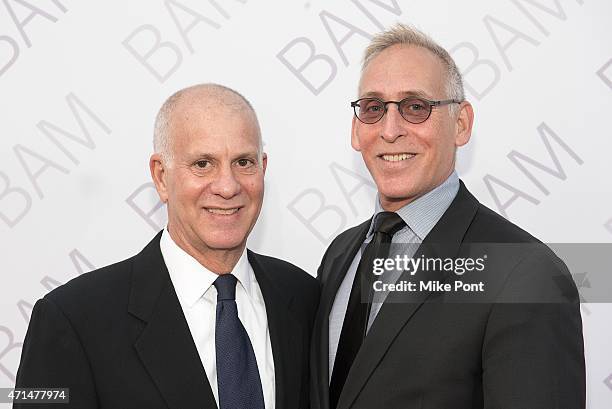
left=167, top=227, right=244, bottom=274
left=380, top=197, right=413, bottom=212
left=381, top=169, right=455, bottom=212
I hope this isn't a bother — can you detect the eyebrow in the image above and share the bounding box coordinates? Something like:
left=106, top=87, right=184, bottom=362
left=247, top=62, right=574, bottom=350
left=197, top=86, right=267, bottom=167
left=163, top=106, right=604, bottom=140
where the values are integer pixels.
left=359, top=89, right=432, bottom=99
left=233, top=151, right=260, bottom=160
left=188, top=151, right=260, bottom=161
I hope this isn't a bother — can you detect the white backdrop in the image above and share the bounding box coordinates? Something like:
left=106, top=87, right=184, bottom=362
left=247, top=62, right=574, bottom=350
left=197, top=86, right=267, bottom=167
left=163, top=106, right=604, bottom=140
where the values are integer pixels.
left=1, top=0, right=611, bottom=407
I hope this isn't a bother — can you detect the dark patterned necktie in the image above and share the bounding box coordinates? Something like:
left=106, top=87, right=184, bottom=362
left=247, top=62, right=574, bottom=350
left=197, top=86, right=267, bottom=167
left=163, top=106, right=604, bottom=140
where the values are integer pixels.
left=214, top=274, right=265, bottom=409
left=329, top=211, right=406, bottom=409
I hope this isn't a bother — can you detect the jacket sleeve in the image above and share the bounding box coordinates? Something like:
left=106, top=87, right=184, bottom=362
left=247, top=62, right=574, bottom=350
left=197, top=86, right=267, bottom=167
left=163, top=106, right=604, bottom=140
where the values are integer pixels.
left=482, top=249, right=585, bottom=409
left=14, top=297, right=98, bottom=409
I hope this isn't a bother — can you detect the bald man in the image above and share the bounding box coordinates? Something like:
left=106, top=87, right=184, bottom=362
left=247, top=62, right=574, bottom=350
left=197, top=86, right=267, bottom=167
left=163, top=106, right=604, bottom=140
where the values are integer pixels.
left=14, top=84, right=319, bottom=409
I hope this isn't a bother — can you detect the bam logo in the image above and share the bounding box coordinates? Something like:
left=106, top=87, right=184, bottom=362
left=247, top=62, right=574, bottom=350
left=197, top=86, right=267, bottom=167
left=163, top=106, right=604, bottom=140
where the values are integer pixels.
left=122, top=0, right=248, bottom=83
left=0, top=0, right=68, bottom=78
left=277, top=0, right=402, bottom=96
left=483, top=122, right=583, bottom=219
left=0, top=93, right=111, bottom=228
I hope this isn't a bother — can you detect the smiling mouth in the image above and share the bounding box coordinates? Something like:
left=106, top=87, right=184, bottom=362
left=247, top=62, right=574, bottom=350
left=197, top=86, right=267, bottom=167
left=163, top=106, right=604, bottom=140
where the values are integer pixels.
left=379, top=153, right=416, bottom=162
left=205, top=207, right=241, bottom=215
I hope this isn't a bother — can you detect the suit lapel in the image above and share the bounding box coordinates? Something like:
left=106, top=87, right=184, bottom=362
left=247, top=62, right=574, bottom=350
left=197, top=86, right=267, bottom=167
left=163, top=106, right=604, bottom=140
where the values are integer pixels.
left=248, top=251, right=302, bottom=409
left=129, top=232, right=217, bottom=409
left=312, top=220, right=371, bottom=409
left=336, top=182, right=480, bottom=409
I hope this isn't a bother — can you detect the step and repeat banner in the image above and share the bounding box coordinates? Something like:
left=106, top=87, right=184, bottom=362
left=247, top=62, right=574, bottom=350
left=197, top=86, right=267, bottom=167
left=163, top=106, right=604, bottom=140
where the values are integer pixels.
left=1, top=0, right=610, bottom=407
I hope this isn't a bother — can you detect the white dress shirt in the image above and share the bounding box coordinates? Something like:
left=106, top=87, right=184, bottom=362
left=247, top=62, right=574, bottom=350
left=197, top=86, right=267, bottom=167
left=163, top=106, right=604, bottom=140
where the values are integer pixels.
left=160, top=229, right=275, bottom=408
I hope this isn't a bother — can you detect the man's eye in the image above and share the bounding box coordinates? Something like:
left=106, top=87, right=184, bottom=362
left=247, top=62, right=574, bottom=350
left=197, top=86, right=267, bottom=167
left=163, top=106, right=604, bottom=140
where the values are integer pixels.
left=408, top=103, right=425, bottom=111
left=237, top=158, right=254, bottom=167
left=363, top=103, right=383, bottom=112
left=194, top=160, right=209, bottom=168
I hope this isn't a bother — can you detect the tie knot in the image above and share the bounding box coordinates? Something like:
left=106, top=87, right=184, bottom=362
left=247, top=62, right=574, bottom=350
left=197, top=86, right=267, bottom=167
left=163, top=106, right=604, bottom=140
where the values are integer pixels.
left=373, top=211, right=405, bottom=237
left=214, top=274, right=238, bottom=301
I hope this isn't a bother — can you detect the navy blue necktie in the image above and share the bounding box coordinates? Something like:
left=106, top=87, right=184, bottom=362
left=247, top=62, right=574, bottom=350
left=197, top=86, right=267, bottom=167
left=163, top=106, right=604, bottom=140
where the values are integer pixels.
left=214, top=274, right=265, bottom=409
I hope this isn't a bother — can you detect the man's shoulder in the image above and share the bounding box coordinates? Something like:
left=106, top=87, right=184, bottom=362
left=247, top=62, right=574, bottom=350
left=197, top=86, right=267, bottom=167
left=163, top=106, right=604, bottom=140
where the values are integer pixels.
left=44, top=232, right=164, bottom=303
left=325, top=218, right=371, bottom=254
left=248, top=251, right=319, bottom=316
left=467, top=202, right=578, bottom=300
left=468, top=202, right=541, bottom=244
left=44, top=254, right=137, bottom=311
left=321, top=189, right=541, bottom=248
left=248, top=251, right=316, bottom=288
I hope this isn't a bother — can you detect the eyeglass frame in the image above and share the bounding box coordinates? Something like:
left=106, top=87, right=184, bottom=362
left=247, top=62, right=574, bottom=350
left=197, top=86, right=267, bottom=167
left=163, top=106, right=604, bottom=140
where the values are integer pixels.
left=350, top=96, right=462, bottom=124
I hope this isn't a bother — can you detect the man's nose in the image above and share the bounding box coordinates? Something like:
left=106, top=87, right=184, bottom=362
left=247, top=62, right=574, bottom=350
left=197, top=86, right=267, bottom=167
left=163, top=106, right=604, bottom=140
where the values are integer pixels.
left=380, top=103, right=405, bottom=143
left=210, top=165, right=241, bottom=199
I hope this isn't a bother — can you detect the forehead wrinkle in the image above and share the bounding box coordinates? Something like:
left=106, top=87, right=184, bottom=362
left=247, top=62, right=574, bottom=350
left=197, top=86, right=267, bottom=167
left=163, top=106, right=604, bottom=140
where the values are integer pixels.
left=161, top=85, right=263, bottom=165
left=185, top=144, right=260, bottom=158
left=174, top=121, right=261, bottom=165
left=360, top=89, right=433, bottom=99
left=171, top=103, right=258, bottom=142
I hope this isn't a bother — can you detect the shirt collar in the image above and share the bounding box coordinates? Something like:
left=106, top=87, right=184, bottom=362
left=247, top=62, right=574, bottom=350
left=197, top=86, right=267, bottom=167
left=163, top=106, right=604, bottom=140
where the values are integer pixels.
left=367, top=170, right=460, bottom=240
left=159, top=229, right=254, bottom=308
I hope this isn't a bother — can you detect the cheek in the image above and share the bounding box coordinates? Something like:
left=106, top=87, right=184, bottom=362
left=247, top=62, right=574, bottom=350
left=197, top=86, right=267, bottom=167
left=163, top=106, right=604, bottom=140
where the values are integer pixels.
left=172, top=177, right=210, bottom=205
left=240, top=176, right=265, bottom=201
left=353, top=124, right=375, bottom=146
left=359, top=129, right=379, bottom=150
left=419, top=124, right=453, bottom=158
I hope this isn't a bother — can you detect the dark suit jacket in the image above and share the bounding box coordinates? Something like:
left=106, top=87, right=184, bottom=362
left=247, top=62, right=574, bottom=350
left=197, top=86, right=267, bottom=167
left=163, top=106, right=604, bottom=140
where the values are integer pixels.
left=311, top=181, right=585, bottom=409
left=15, top=232, right=319, bottom=409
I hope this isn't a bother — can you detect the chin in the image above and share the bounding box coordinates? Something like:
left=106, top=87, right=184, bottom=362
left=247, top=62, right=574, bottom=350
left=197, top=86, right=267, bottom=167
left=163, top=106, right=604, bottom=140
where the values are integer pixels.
left=194, top=230, right=244, bottom=250
left=379, top=187, right=423, bottom=208
left=208, top=238, right=246, bottom=251
left=378, top=183, right=416, bottom=199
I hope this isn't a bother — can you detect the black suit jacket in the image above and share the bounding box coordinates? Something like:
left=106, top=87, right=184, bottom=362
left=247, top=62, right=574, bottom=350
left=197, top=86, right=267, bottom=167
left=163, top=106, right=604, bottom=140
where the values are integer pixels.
left=311, top=181, right=585, bottom=409
left=15, top=232, right=319, bottom=409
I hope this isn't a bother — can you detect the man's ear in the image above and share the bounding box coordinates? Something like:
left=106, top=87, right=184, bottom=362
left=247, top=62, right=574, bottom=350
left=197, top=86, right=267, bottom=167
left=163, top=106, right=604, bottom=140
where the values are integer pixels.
left=455, top=101, right=474, bottom=147
left=351, top=116, right=361, bottom=151
left=150, top=153, right=169, bottom=203
left=261, top=152, right=268, bottom=174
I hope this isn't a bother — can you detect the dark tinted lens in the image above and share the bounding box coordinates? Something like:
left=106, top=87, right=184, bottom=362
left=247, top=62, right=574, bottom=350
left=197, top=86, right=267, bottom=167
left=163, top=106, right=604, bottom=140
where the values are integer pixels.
left=357, top=99, right=385, bottom=123
left=399, top=97, right=431, bottom=123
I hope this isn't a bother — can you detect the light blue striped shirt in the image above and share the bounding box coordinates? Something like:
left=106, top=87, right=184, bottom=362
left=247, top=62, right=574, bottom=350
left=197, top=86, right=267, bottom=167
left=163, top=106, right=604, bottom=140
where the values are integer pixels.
left=328, top=171, right=460, bottom=380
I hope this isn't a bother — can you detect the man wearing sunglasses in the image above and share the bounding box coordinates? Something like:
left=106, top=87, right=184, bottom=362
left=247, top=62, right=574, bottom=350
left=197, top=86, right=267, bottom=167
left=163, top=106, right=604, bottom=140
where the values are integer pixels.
left=311, top=24, right=585, bottom=409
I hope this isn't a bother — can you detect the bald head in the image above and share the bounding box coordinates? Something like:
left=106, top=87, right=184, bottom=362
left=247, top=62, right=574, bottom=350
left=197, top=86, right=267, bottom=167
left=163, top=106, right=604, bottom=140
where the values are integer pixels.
left=153, top=83, right=262, bottom=163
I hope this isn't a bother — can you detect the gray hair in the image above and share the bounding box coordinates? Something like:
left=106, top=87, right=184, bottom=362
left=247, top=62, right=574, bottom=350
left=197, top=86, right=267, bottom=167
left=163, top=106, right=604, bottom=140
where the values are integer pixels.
left=362, top=23, right=465, bottom=113
left=153, top=83, right=262, bottom=163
